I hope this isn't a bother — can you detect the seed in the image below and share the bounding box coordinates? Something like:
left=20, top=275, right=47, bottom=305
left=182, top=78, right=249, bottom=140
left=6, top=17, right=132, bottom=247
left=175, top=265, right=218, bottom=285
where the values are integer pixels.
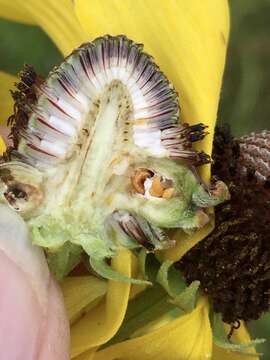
left=161, top=179, right=174, bottom=189
left=210, top=180, right=230, bottom=201
left=194, top=209, right=210, bottom=228
left=131, top=168, right=153, bottom=194
left=162, top=187, right=174, bottom=199
left=149, top=176, right=164, bottom=197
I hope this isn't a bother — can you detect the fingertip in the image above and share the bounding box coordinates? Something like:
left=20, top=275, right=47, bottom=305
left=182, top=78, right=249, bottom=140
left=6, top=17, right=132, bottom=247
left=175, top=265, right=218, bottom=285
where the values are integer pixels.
left=39, top=278, right=70, bottom=360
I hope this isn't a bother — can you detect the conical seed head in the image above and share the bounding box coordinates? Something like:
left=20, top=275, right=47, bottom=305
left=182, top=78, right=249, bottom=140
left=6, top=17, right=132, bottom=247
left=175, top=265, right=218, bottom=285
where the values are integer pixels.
left=180, top=126, right=270, bottom=323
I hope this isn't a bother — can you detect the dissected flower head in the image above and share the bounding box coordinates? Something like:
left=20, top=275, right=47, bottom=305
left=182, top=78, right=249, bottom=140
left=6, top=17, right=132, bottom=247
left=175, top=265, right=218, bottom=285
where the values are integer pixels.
left=179, top=125, right=270, bottom=324
left=0, top=35, right=229, bottom=280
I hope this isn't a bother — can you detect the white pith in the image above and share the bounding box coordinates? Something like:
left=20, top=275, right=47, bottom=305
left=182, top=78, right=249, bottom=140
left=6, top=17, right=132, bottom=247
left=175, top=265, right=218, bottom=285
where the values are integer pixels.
left=41, top=81, right=134, bottom=216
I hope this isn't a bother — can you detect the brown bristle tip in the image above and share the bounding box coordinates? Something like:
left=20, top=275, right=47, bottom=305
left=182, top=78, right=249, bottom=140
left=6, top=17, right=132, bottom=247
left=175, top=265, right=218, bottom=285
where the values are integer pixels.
left=19, top=64, right=38, bottom=87
left=6, top=64, right=44, bottom=151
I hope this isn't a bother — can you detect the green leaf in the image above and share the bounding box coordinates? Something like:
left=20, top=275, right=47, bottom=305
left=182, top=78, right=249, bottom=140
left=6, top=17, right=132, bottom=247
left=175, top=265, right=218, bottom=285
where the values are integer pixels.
left=89, top=256, right=151, bottom=285
left=212, top=312, right=265, bottom=356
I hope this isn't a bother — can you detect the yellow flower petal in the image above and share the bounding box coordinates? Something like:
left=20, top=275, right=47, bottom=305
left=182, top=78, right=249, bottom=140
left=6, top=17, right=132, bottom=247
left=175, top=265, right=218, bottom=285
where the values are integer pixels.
left=213, top=322, right=259, bottom=360
left=0, top=0, right=88, bottom=56
left=0, top=1, right=34, bottom=24
left=0, top=136, right=6, bottom=155
left=73, top=349, right=97, bottom=360
left=0, top=71, right=16, bottom=155
left=70, top=249, right=132, bottom=358
left=75, top=0, right=229, bottom=183
left=93, top=297, right=212, bottom=360
left=61, top=276, right=107, bottom=325
left=0, top=71, right=16, bottom=125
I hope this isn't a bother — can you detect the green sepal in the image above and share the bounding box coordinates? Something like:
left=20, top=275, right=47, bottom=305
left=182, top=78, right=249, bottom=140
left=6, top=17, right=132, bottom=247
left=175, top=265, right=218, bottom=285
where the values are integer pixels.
left=156, top=260, right=200, bottom=313
left=156, top=260, right=177, bottom=296
left=138, top=249, right=148, bottom=280
left=47, top=242, right=83, bottom=280
left=192, top=182, right=229, bottom=208
left=89, top=256, right=152, bottom=285
left=212, top=312, right=265, bottom=356
left=137, top=250, right=162, bottom=283
left=30, top=213, right=115, bottom=259
left=76, top=232, right=115, bottom=259
left=170, top=280, right=200, bottom=313
left=31, top=216, right=70, bottom=248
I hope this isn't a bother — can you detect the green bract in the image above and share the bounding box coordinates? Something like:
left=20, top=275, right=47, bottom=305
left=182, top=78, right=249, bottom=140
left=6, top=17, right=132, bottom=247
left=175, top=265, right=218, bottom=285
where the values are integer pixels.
left=0, top=35, right=229, bottom=280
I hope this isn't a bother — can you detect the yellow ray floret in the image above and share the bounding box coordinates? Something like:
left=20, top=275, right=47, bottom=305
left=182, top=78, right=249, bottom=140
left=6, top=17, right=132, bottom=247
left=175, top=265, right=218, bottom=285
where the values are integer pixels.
left=0, top=71, right=17, bottom=152
left=0, top=0, right=88, bottom=56
left=61, top=276, right=107, bottom=325
left=0, top=71, right=16, bottom=125
left=212, top=322, right=259, bottom=360
left=0, top=1, right=34, bottom=25
left=0, top=136, right=5, bottom=155
left=70, top=250, right=133, bottom=358
left=92, top=297, right=212, bottom=360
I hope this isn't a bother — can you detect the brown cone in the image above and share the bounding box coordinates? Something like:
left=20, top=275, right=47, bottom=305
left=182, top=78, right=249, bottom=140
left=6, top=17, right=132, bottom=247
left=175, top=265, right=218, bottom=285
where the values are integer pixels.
left=178, top=125, right=270, bottom=324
